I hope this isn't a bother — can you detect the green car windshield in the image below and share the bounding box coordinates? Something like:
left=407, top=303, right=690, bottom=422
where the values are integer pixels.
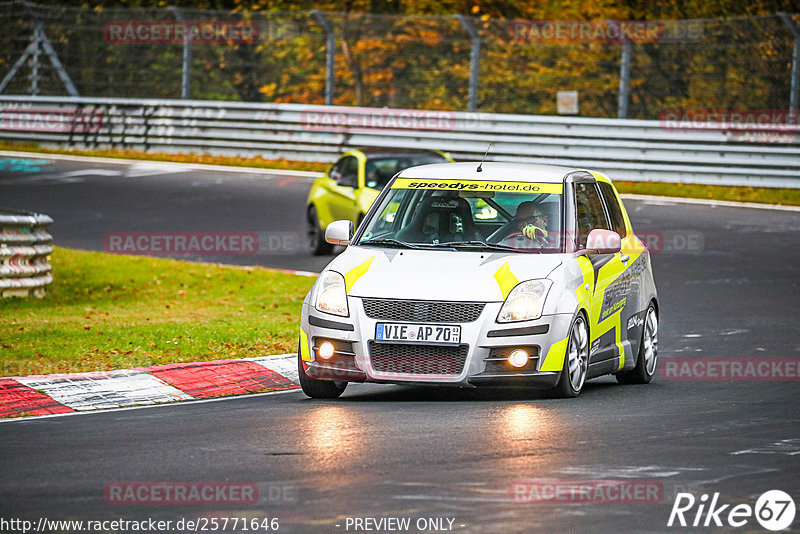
left=357, top=178, right=564, bottom=253
left=364, top=155, right=450, bottom=190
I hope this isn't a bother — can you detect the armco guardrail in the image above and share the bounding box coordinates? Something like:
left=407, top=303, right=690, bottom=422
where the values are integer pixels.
left=0, top=96, right=799, bottom=188
left=0, top=209, right=53, bottom=298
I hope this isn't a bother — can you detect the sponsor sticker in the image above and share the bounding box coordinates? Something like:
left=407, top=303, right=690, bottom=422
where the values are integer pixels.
left=391, top=179, right=563, bottom=194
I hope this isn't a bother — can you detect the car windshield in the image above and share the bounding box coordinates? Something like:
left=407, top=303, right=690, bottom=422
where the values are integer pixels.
left=364, top=155, right=449, bottom=190
left=356, top=177, right=564, bottom=253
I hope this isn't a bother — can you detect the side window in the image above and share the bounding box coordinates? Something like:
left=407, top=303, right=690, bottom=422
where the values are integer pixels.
left=574, top=182, right=610, bottom=248
left=598, top=182, right=627, bottom=237
left=340, top=156, right=358, bottom=187
left=329, top=158, right=345, bottom=182
left=331, top=156, right=358, bottom=187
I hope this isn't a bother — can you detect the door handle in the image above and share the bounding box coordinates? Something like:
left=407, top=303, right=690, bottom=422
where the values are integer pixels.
left=620, top=253, right=630, bottom=263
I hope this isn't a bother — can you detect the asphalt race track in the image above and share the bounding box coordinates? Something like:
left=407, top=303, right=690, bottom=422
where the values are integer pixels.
left=1, top=154, right=799, bottom=533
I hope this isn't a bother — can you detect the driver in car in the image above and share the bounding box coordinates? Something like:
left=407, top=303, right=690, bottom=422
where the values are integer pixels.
left=513, top=201, right=550, bottom=245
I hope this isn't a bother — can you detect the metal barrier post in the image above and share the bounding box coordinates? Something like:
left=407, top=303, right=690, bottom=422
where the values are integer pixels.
left=456, top=15, right=481, bottom=113
left=779, top=13, right=799, bottom=113
left=312, top=10, right=335, bottom=106
left=618, top=41, right=632, bottom=119
left=170, top=6, right=192, bottom=100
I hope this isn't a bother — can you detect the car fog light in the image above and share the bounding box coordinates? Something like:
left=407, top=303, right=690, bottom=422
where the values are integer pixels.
left=508, top=349, right=529, bottom=368
left=318, top=341, right=335, bottom=360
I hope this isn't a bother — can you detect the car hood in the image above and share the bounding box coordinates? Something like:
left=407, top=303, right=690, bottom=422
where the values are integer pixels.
left=324, top=246, right=563, bottom=302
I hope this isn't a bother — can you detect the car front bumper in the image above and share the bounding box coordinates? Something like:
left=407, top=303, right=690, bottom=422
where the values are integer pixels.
left=300, top=297, right=574, bottom=389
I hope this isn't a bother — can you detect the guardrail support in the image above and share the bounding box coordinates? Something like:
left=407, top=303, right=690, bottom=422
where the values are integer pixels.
left=779, top=13, right=800, bottom=113
left=0, top=210, right=53, bottom=298
left=313, top=10, right=335, bottom=106
left=618, top=41, right=632, bottom=119
left=456, top=15, right=481, bottom=113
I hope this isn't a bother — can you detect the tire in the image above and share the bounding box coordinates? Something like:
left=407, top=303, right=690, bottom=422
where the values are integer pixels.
left=298, top=341, right=347, bottom=399
left=616, top=304, right=658, bottom=385
left=308, top=206, right=333, bottom=255
left=551, top=313, right=589, bottom=398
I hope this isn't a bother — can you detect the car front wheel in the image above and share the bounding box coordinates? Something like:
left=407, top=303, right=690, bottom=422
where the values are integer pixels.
left=552, top=313, right=589, bottom=398
left=297, top=342, right=347, bottom=399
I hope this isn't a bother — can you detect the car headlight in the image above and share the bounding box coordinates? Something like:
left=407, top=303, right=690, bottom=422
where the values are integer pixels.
left=314, top=270, right=349, bottom=317
left=497, top=279, right=552, bottom=323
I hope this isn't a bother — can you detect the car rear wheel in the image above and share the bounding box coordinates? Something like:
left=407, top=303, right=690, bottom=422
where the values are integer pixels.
left=308, top=206, right=333, bottom=255
left=552, top=313, right=589, bottom=398
left=298, top=341, right=347, bottom=399
left=616, top=304, right=658, bottom=384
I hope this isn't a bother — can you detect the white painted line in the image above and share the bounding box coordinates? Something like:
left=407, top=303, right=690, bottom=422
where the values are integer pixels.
left=0, top=150, right=323, bottom=178
left=248, top=354, right=300, bottom=384
left=59, top=169, right=123, bottom=177
left=621, top=193, right=800, bottom=212
left=16, top=369, right=193, bottom=411
left=203, top=264, right=318, bottom=277
left=0, top=387, right=301, bottom=424
left=124, top=162, right=191, bottom=178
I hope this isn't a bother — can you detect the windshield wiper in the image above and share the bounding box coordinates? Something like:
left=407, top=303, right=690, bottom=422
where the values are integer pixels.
left=358, top=238, right=423, bottom=249
left=436, top=240, right=533, bottom=252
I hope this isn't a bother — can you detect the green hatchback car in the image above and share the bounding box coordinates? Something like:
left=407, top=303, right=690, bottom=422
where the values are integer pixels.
left=306, top=148, right=452, bottom=254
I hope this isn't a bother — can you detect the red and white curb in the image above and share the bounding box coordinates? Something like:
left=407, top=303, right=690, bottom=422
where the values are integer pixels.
left=0, top=354, right=299, bottom=419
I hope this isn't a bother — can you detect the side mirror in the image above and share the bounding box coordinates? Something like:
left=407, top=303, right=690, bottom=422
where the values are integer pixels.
left=586, top=229, right=621, bottom=254
left=325, top=220, right=353, bottom=245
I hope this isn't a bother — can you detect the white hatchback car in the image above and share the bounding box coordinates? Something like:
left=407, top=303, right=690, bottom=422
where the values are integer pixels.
left=298, top=162, right=659, bottom=398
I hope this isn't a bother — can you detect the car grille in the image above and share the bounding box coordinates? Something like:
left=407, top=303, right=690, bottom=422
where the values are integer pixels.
left=362, top=299, right=485, bottom=323
left=368, top=341, right=468, bottom=375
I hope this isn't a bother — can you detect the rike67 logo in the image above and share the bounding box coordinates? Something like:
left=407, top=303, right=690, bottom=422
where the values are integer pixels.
left=668, top=490, right=796, bottom=531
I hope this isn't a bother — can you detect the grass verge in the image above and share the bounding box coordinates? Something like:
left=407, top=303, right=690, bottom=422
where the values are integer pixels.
left=614, top=180, right=800, bottom=207
left=1, top=140, right=798, bottom=206
left=0, top=247, right=315, bottom=377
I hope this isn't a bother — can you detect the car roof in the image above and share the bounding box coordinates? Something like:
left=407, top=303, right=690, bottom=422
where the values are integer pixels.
left=396, top=162, right=592, bottom=183
left=355, top=147, right=446, bottom=159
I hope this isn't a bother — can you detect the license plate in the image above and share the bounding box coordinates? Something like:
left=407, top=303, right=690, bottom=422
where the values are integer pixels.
left=375, top=323, right=461, bottom=344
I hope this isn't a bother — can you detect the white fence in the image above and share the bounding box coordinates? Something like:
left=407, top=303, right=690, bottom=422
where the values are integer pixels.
left=1, top=96, right=799, bottom=188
